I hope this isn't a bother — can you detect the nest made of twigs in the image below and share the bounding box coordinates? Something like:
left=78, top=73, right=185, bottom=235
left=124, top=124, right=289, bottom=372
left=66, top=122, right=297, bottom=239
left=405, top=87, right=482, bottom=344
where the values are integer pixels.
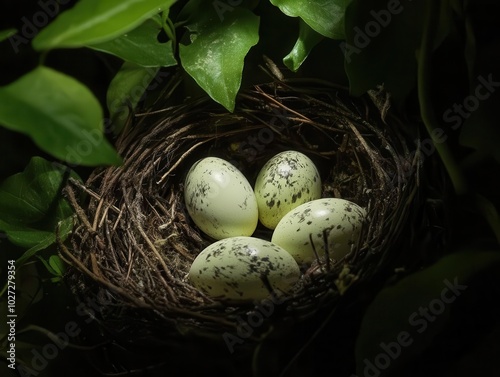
left=61, top=79, right=424, bottom=344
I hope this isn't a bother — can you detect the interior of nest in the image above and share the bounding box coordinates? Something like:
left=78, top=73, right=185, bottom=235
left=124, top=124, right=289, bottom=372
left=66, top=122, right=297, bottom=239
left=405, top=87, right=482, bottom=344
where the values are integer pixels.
left=62, top=79, right=420, bottom=337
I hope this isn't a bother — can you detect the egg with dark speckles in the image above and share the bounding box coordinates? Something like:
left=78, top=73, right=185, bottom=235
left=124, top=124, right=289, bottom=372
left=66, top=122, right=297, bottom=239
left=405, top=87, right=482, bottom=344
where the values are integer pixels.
left=184, top=157, right=258, bottom=240
left=188, top=236, right=300, bottom=301
left=254, top=151, right=322, bottom=229
left=271, top=198, right=366, bottom=265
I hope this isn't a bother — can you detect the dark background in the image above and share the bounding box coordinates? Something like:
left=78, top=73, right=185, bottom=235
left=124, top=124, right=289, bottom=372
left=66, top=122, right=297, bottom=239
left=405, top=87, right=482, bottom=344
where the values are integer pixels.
left=1, top=1, right=500, bottom=376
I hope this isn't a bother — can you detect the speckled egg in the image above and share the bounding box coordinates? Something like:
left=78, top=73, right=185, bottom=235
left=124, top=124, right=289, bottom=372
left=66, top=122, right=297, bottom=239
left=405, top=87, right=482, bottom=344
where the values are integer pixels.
left=254, top=151, right=322, bottom=229
left=188, top=236, right=300, bottom=301
left=184, top=157, right=258, bottom=240
left=271, top=198, right=366, bottom=265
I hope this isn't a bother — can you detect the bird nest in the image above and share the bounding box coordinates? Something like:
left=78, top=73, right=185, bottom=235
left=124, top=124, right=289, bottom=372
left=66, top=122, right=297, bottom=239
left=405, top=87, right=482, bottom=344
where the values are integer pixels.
left=60, top=79, right=427, bottom=348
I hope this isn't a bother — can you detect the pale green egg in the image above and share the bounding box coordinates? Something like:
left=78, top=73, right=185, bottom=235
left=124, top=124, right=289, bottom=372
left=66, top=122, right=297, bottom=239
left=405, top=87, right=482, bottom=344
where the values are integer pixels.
left=188, top=236, right=300, bottom=301
left=254, top=151, right=322, bottom=229
left=271, top=198, right=366, bottom=265
left=184, top=157, right=258, bottom=240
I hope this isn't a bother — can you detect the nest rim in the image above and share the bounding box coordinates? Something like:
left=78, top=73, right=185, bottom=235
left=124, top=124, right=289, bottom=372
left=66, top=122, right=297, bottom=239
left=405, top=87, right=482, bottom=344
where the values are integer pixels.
left=60, top=78, right=424, bottom=341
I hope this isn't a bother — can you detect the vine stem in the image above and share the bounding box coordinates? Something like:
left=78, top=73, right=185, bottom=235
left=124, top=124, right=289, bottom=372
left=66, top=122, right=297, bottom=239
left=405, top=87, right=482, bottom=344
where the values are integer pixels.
left=417, top=0, right=468, bottom=196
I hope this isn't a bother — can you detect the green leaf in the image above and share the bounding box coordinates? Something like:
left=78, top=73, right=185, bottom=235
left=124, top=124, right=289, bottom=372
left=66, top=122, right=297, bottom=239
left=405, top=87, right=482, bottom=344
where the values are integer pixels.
left=37, top=250, right=62, bottom=277
left=107, top=62, right=160, bottom=134
left=179, top=7, right=259, bottom=112
left=0, top=160, right=75, bottom=268
left=4, top=228, right=58, bottom=249
left=0, top=66, right=121, bottom=166
left=0, top=157, right=75, bottom=258
left=33, top=0, right=175, bottom=50
left=283, top=19, right=324, bottom=72
left=89, top=18, right=177, bottom=67
left=0, top=158, right=69, bottom=227
left=0, top=28, right=17, bottom=42
left=270, top=0, right=349, bottom=39
left=11, top=220, right=73, bottom=268
left=38, top=255, right=66, bottom=277
left=49, top=255, right=66, bottom=276
left=355, top=251, right=500, bottom=376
